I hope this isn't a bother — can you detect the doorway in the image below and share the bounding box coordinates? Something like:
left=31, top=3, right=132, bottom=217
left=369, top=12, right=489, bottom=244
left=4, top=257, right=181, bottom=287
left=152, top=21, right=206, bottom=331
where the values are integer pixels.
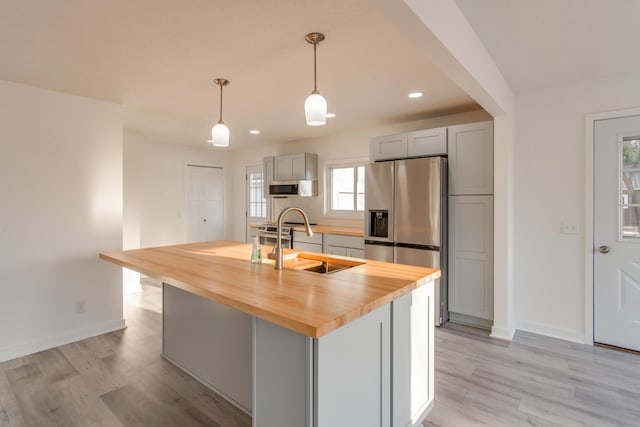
left=186, top=165, right=224, bottom=243
left=591, top=114, right=640, bottom=352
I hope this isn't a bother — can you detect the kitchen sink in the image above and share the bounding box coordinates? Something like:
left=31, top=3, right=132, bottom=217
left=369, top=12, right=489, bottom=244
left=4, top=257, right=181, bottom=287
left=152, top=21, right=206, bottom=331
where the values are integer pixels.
left=281, top=252, right=363, bottom=274
left=302, top=261, right=353, bottom=274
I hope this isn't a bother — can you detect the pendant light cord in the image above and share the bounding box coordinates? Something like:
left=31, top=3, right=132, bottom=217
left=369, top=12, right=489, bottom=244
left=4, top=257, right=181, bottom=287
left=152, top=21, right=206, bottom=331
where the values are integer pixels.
left=219, top=84, right=224, bottom=124
left=313, top=42, right=318, bottom=93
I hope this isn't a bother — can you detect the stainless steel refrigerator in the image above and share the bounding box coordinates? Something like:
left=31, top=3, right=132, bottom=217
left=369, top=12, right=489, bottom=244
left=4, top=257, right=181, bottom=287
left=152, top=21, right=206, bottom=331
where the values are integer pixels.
left=364, top=156, right=448, bottom=325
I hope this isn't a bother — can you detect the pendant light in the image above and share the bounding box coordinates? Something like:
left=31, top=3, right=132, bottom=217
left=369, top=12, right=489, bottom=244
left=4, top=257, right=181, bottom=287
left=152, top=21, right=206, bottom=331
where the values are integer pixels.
left=209, top=78, right=230, bottom=147
left=304, top=32, right=327, bottom=126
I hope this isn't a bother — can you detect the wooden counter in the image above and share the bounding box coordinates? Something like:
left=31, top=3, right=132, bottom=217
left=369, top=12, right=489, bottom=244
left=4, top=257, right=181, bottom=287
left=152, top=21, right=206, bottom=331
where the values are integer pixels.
left=100, top=240, right=438, bottom=338
left=249, top=222, right=364, bottom=237
left=291, top=224, right=364, bottom=236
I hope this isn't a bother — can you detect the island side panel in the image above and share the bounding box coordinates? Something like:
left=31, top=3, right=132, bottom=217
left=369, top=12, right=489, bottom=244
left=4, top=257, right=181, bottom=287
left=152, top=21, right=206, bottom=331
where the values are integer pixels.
left=315, top=303, right=391, bottom=427
left=163, top=283, right=253, bottom=412
left=253, top=318, right=313, bottom=427
left=393, top=283, right=435, bottom=426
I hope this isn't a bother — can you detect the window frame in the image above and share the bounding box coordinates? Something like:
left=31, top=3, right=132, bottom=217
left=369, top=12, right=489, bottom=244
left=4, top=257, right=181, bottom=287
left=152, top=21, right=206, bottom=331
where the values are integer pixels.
left=324, top=158, right=368, bottom=218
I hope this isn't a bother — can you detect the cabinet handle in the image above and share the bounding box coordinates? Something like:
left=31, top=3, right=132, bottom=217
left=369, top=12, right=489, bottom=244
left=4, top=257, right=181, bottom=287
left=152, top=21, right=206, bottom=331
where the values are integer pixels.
left=598, top=245, right=610, bottom=254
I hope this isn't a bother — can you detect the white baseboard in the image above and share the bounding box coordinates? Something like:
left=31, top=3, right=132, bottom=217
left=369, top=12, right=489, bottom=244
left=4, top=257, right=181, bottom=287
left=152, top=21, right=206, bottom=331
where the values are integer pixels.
left=490, top=325, right=515, bottom=341
left=0, top=318, right=126, bottom=363
left=516, top=321, right=585, bottom=344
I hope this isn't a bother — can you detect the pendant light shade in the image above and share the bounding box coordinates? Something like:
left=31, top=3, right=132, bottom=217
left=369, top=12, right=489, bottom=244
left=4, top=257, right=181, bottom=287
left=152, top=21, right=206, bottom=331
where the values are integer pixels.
left=210, top=123, right=229, bottom=147
left=305, top=92, right=327, bottom=126
left=304, top=33, right=327, bottom=126
left=208, top=78, right=230, bottom=147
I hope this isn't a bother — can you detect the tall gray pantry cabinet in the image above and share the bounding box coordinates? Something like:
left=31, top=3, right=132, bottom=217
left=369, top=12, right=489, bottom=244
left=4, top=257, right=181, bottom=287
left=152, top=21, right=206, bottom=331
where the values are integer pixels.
left=447, top=121, right=494, bottom=328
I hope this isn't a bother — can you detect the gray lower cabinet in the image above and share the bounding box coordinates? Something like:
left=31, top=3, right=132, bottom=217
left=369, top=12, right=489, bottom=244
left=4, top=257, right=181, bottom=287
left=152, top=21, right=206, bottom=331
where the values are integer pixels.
left=162, top=283, right=253, bottom=412
left=393, top=283, right=435, bottom=426
left=448, top=195, right=494, bottom=327
left=293, top=230, right=323, bottom=253
left=323, top=234, right=365, bottom=258
left=163, top=281, right=435, bottom=427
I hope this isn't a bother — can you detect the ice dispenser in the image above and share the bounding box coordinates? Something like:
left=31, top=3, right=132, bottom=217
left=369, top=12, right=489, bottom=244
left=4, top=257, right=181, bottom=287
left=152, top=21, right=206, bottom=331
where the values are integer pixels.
left=369, top=210, right=389, bottom=238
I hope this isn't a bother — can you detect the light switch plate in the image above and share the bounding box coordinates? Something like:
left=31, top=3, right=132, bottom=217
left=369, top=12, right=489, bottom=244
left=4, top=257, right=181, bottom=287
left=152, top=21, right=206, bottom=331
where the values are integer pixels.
left=561, top=221, right=580, bottom=234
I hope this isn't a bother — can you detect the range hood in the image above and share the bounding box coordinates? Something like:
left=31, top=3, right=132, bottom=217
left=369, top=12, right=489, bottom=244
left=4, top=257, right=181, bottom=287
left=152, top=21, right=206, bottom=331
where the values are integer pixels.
left=264, top=153, right=318, bottom=198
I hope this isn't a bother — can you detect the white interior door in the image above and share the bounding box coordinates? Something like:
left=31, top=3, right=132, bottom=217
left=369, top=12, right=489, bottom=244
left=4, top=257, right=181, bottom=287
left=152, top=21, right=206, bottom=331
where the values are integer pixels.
left=246, top=164, right=267, bottom=242
left=594, top=115, right=640, bottom=351
left=186, top=165, right=224, bottom=243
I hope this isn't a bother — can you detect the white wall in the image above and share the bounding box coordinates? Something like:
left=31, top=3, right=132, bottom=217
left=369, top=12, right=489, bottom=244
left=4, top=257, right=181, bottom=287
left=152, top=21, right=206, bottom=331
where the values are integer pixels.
left=0, top=81, right=124, bottom=362
left=514, top=71, right=640, bottom=342
left=124, top=130, right=235, bottom=249
left=231, top=110, right=492, bottom=241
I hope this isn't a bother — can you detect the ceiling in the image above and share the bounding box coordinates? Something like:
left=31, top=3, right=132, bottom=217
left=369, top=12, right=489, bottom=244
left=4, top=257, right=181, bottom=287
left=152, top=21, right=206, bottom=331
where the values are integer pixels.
left=2, top=1, right=637, bottom=150
left=453, top=0, right=640, bottom=92
left=0, top=0, right=479, bottom=149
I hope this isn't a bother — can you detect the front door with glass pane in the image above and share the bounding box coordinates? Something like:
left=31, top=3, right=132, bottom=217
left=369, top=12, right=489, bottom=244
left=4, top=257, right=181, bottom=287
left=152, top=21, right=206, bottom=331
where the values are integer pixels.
left=594, top=115, right=640, bottom=351
left=246, top=164, right=267, bottom=242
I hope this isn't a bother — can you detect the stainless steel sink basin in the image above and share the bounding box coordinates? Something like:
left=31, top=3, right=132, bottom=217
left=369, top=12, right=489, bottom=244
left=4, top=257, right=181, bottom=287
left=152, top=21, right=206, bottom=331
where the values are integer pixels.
left=302, top=261, right=353, bottom=274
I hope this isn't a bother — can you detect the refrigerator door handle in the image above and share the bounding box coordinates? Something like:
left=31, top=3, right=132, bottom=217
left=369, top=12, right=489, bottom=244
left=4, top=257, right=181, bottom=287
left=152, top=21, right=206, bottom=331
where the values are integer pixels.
left=364, top=240, right=394, bottom=246
left=395, top=242, right=440, bottom=251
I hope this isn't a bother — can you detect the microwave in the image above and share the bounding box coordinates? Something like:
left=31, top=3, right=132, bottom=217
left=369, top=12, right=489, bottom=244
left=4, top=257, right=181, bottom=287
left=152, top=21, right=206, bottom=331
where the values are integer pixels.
left=268, top=180, right=317, bottom=197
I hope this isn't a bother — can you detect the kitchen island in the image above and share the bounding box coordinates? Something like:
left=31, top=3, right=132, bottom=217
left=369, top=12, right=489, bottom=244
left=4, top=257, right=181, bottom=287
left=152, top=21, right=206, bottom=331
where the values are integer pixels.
left=100, top=240, right=439, bottom=427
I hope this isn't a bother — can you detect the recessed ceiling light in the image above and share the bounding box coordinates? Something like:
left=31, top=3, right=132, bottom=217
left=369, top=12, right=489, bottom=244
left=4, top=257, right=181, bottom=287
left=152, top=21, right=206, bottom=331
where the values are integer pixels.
left=249, top=130, right=260, bottom=134
left=408, top=91, right=424, bottom=99
left=326, top=113, right=336, bottom=118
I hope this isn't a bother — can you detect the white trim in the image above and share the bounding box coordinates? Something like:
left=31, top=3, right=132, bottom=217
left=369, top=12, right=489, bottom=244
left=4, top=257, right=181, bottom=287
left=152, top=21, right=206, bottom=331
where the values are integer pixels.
left=489, top=326, right=514, bottom=341
left=517, top=321, right=585, bottom=344
left=323, top=157, right=368, bottom=218
left=0, top=319, right=126, bottom=363
left=584, top=107, right=640, bottom=346
left=245, top=162, right=268, bottom=242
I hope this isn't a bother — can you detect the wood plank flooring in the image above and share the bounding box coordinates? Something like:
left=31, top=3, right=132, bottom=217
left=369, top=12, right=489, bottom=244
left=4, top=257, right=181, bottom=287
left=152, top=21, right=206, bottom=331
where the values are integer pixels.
left=1, top=282, right=638, bottom=426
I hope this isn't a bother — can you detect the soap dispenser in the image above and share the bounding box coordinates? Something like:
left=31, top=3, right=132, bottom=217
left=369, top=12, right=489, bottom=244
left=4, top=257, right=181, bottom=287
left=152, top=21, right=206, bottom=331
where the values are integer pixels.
left=250, top=236, right=262, bottom=264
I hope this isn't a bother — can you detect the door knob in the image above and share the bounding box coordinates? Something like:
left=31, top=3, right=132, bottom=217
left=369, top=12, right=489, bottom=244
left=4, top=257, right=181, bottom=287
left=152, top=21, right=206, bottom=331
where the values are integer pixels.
left=598, top=245, right=610, bottom=254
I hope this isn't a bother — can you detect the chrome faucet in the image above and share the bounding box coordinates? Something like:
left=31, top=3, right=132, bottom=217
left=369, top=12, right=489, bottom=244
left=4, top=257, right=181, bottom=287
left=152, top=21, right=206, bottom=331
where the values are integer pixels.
left=274, top=207, right=313, bottom=270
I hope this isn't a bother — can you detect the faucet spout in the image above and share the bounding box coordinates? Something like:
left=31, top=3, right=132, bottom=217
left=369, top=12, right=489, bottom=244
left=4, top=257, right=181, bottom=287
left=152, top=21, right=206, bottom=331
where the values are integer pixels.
left=274, top=207, right=313, bottom=270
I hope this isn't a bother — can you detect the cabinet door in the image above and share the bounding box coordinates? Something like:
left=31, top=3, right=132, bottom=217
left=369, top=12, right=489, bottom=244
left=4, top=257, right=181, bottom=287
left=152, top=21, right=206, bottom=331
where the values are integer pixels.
left=346, top=248, right=364, bottom=258
left=293, top=241, right=323, bottom=253
left=448, top=121, right=493, bottom=195
left=448, top=195, right=493, bottom=322
left=407, top=127, right=447, bottom=157
left=370, top=133, right=407, bottom=161
left=324, top=233, right=364, bottom=250
left=292, top=230, right=323, bottom=245
left=274, top=154, right=303, bottom=180
left=324, top=245, right=347, bottom=256
left=393, top=285, right=434, bottom=427
left=289, top=154, right=307, bottom=179
left=316, top=304, right=391, bottom=427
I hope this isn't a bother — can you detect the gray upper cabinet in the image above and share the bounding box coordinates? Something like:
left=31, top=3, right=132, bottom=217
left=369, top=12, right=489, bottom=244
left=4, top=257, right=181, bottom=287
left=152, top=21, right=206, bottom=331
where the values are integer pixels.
left=448, top=121, right=494, bottom=195
left=274, top=153, right=318, bottom=181
left=370, top=133, right=407, bottom=161
left=370, top=128, right=447, bottom=161
left=407, top=127, right=447, bottom=157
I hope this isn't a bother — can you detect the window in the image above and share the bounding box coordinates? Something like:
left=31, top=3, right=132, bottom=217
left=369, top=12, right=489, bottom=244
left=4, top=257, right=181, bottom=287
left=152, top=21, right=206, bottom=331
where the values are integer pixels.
left=621, top=137, right=640, bottom=239
left=248, top=171, right=267, bottom=218
left=327, top=162, right=365, bottom=215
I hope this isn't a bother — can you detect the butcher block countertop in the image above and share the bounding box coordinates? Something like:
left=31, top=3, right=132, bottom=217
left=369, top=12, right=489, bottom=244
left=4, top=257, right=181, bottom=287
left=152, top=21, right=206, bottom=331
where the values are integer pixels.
left=250, top=223, right=364, bottom=237
left=100, top=240, right=439, bottom=338
left=290, top=224, right=364, bottom=237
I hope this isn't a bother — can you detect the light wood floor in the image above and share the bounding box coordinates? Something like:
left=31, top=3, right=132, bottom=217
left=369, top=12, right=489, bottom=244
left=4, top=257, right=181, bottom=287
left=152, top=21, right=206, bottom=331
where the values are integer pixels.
left=1, top=283, right=639, bottom=426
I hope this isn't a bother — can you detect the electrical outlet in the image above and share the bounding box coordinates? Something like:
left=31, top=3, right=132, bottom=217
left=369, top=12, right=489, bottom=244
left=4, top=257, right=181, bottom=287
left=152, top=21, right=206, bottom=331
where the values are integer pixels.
left=561, top=221, right=580, bottom=235
left=75, top=299, right=86, bottom=314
